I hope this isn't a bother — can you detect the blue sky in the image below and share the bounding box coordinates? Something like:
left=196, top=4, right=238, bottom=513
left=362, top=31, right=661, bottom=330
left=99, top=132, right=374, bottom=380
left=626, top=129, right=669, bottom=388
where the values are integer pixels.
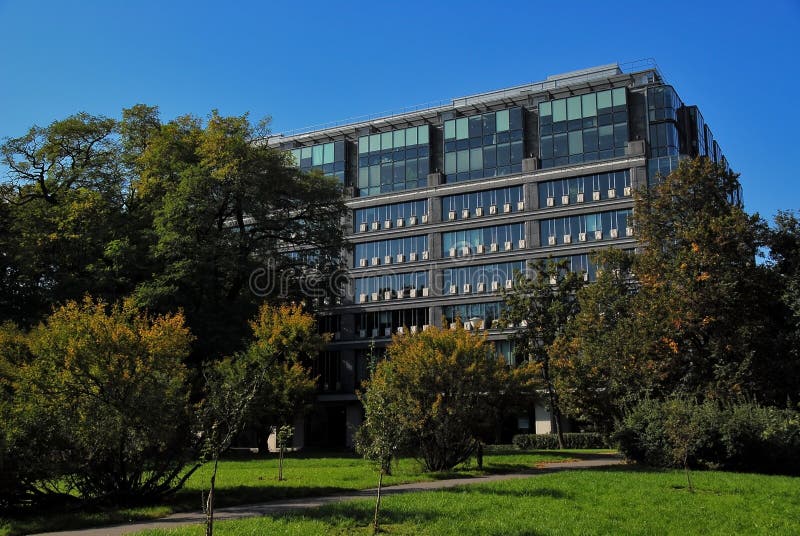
left=1, top=0, right=798, bottom=221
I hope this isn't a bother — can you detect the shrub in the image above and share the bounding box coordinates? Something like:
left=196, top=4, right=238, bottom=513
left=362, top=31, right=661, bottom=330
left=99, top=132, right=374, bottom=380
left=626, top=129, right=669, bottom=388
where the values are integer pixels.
left=512, top=433, right=608, bottom=450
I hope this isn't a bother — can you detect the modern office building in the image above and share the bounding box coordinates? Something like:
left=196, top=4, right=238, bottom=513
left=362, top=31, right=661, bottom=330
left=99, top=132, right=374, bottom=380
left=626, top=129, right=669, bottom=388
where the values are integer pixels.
left=269, top=60, right=727, bottom=448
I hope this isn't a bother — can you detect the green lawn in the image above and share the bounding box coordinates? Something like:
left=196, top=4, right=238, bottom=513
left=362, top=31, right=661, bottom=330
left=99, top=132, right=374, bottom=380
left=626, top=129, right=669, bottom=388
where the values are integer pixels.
left=0, top=449, right=576, bottom=536
left=136, top=467, right=800, bottom=535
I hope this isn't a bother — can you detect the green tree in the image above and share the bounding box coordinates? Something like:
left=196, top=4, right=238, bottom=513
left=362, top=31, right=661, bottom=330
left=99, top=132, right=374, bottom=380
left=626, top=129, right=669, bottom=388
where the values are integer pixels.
left=2, top=297, right=197, bottom=506
left=501, top=258, right=584, bottom=448
left=360, top=326, right=537, bottom=472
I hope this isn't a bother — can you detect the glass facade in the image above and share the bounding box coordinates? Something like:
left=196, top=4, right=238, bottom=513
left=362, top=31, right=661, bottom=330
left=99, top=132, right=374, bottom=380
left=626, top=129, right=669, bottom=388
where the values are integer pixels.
left=539, top=208, right=633, bottom=246
left=443, top=261, right=527, bottom=295
left=443, top=108, right=524, bottom=183
left=443, top=301, right=504, bottom=330
left=554, top=254, right=600, bottom=282
left=442, top=223, right=525, bottom=257
left=353, top=200, right=428, bottom=232
left=648, top=86, right=682, bottom=158
left=441, top=185, right=524, bottom=221
left=356, top=308, right=430, bottom=337
left=354, top=271, right=428, bottom=302
left=313, top=351, right=342, bottom=392
left=290, top=141, right=346, bottom=183
left=354, top=235, right=429, bottom=267
left=357, top=125, right=430, bottom=197
left=539, top=88, right=628, bottom=168
left=538, top=170, right=631, bottom=207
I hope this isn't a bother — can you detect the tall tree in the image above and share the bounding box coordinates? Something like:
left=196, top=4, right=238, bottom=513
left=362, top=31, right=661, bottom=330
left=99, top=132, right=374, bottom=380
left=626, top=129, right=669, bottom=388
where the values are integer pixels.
left=501, top=258, right=584, bottom=448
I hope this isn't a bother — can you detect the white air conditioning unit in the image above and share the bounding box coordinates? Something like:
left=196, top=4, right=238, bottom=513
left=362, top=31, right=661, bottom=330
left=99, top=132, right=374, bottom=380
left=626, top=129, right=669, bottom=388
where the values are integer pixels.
left=384, top=255, right=393, bottom=265
left=359, top=222, right=368, bottom=232
left=422, top=250, right=429, bottom=260
left=608, top=188, right=617, bottom=199
left=384, top=291, right=393, bottom=300
left=546, top=197, right=555, bottom=207
left=476, top=244, right=485, bottom=254
left=422, top=324, right=431, bottom=331
left=562, top=195, right=570, bottom=205
left=384, top=219, right=392, bottom=229
left=422, top=287, right=429, bottom=297
left=563, top=234, right=572, bottom=244
left=624, top=186, right=632, bottom=196
left=610, top=228, right=619, bottom=239
left=372, top=328, right=379, bottom=338
left=449, top=247, right=457, bottom=258
left=464, top=321, right=473, bottom=331
left=421, top=214, right=429, bottom=224
left=397, top=326, right=405, bottom=334
left=409, top=288, right=417, bottom=298
left=626, top=226, right=634, bottom=237
left=518, top=239, right=526, bottom=249
left=448, top=210, right=457, bottom=221
left=463, top=283, right=472, bottom=293
left=477, top=282, right=486, bottom=292
left=577, top=192, right=585, bottom=203
left=549, top=275, right=557, bottom=285
left=384, top=327, right=392, bottom=337
left=359, top=329, right=367, bottom=338
left=548, top=236, right=556, bottom=246
left=371, top=221, right=380, bottom=230
left=462, top=208, right=470, bottom=219
left=475, top=206, right=484, bottom=216
left=359, top=258, right=368, bottom=267
left=396, top=218, right=405, bottom=228
left=583, top=272, right=590, bottom=282
left=592, top=191, right=601, bottom=201
left=359, top=293, right=367, bottom=303
left=409, top=251, right=418, bottom=262
left=489, top=204, right=498, bottom=215
left=410, top=325, right=418, bottom=334
left=371, top=257, right=380, bottom=266
left=579, top=232, right=587, bottom=242
left=396, top=253, right=405, bottom=263
left=503, top=203, right=512, bottom=213
left=517, top=200, right=525, bottom=211
left=490, top=242, right=499, bottom=252
left=371, top=292, right=379, bottom=302
left=396, top=289, right=405, bottom=299
left=505, top=279, right=514, bottom=289
left=409, top=215, right=418, bottom=225
left=462, top=245, right=471, bottom=255
left=491, top=280, right=500, bottom=291
left=595, top=230, right=603, bottom=240
left=504, top=241, right=513, bottom=251
left=519, top=320, right=528, bottom=328
left=450, top=322, right=458, bottom=330
left=449, top=284, right=458, bottom=295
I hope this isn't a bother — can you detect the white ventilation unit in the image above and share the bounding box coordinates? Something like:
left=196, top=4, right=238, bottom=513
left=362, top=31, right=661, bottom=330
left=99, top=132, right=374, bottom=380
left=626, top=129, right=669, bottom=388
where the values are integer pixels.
left=462, top=245, right=471, bottom=255
left=563, top=234, right=572, bottom=244
left=371, top=292, right=379, bottom=302
left=583, top=272, right=590, bottom=282
left=546, top=197, right=555, bottom=207
left=577, top=192, right=585, bottom=203
left=579, top=232, right=587, bottom=242
left=371, top=257, right=381, bottom=266
left=409, top=288, right=417, bottom=298
left=359, top=222, right=368, bottom=232
left=384, top=327, right=392, bottom=337
left=476, top=244, right=485, bottom=254
left=448, top=210, right=457, bottom=221
left=595, top=230, right=603, bottom=240
left=371, top=221, right=380, bottom=230
left=491, top=280, right=500, bottom=291
left=396, top=253, right=405, bottom=263
left=396, top=218, right=405, bottom=228
left=562, top=195, right=570, bottom=205
left=489, top=204, right=498, bottom=215
left=359, top=258, right=368, bottom=267
left=450, top=322, right=458, bottom=330
left=449, top=247, right=457, bottom=258
left=359, top=293, right=367, bottom=303
left=517, top=200, right=525, bottom=211
left=396, top=289, right=405, bottom=299
left=626, top=226, right=634, bottom=237
left=464, top=321, right=473, bottom=331
left=548, top=236, right=557, bottom=246
left=409, top=215, right=418, bottom=225
left=449, top=284, right=458, bottom=295
left=504, top=241, right=513, bottom=251
left=549, top=275, right=557, bottom=285
left=477, top=282, right=486, bottom=292
left=505, top=279, right=514, bottom=289
left=518, top=239, right=526, bottom=249
left=475, top=206, right=484, bottom=216
left=490, top=242, right=499, bottom=252
left=624, top=186, right=632, bottom=196
left=592, top=191, right=601, bottom=201
left=410, top=325, right=418, bottom=334
left=503, top=203, right=512, bottom=213
left=462, top=208, right=470, bottom=219
left=372, top=328, right=379, bottom=338
left=608, top=188, right=617, bottom=199
left=410, top=252, right=419, bottom=262
left=421, top=214, right=429, bottom=224
left=384, top=291, right=393, bottom=300
left=422, top=250, right=429, bottom=260
left=610, top=228, right=619, bottom=239
left=397, top=326, right=405, bottom=335
left=422, top=324, right=431, bottom=331
left=384, top=219, right=392, bottom=229
left=384, top=255, right=393, bottom=265
left=422, top=287, right=429, bottom=297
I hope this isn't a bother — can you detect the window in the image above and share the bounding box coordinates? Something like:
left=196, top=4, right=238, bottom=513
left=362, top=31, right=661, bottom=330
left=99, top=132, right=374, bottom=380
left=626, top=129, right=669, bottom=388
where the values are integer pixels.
left=442, top=223, right=524, bottom=257
left=357, top=125, right=430, bottom=197
left=441, top=186, right=523, bottom=221
left=353, top=200, right=428, bottom=232
left=537, top=170, right=630, bottom=206
left=354, top=235, right=429, bottom=267
left=290, top=141, right=347, bottom=183
left=539, top=208, right=633, bottom=246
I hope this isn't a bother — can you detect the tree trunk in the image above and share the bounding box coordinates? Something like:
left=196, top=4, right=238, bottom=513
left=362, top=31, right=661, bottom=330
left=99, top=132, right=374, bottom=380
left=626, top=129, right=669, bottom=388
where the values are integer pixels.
left=476, top=440, right=483, bottom=470
left=278, top=446, right=284, bottom=481
left=373, top=470, right=384, bottom=533
left=542, top=360, right=565, bottom=449
left=205, top=457, right=219, bottom=536
left=684, top=453, right=694, bottom=493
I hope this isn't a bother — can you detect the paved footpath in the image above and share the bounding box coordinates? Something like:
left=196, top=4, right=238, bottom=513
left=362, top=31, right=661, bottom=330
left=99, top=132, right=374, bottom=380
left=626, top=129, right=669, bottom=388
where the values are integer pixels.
left=35, top=456, right=623, bottom=536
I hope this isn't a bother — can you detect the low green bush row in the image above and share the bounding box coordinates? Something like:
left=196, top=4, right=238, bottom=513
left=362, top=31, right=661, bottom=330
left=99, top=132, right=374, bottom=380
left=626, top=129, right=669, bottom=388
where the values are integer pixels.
left=511, top=432, right=608, bottom=450
left=614, top=399, right=800, bottom=475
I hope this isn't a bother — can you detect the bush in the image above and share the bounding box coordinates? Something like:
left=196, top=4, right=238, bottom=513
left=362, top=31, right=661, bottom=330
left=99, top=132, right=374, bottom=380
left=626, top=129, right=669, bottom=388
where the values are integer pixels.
left=512, top=433, right=608, bottom=450
left=614, top=398, right=800, bottom=475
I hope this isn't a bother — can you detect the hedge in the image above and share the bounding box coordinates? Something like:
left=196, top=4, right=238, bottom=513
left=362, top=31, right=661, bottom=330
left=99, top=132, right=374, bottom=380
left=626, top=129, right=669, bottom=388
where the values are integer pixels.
left=512, top=432, right=608, bottom=450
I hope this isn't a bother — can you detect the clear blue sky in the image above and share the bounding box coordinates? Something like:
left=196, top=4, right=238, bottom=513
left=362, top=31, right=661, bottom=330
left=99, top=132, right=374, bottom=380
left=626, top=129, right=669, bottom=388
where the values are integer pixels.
left=1, top=0, right=798, bottom=220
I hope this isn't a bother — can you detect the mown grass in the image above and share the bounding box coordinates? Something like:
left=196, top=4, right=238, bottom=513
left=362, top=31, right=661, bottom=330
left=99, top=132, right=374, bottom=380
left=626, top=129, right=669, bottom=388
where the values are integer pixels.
left=136, top=466, right=800, bottom=535
left=0, top=449, right=578, bottom=536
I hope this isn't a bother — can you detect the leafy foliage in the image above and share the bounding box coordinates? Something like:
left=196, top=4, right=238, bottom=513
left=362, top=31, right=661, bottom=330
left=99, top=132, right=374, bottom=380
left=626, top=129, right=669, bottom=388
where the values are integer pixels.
left=511, top=433, right=608, bottom=450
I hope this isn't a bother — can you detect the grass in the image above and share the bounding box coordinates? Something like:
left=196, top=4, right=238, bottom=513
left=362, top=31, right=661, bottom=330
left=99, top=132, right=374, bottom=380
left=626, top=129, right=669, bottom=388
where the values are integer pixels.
left=135, top=466, right=800, bottom=535
left=0, top=448, right=578, bottom=536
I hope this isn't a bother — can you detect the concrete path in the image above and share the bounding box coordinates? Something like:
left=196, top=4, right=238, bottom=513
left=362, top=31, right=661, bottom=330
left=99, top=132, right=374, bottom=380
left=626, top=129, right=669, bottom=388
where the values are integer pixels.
left=34, top=455, right=623, bottom=536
